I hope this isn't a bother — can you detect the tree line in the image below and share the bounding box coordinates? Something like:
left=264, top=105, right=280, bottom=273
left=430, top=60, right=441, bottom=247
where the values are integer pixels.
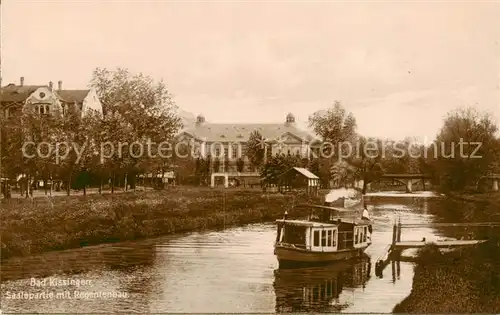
left=246, top=102, right=500, bottom=193
left=1, top=69, right=499, bottom=197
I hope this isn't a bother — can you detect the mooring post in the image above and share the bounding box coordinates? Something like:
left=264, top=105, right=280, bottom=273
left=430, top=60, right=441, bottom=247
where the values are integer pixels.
left=392, top=223, right=397, bottom=245
left=397, top=221, right=402, bottom=243
left=396, top=260, right=401, bottom=279
left=391, top=260, right=396, bottom=283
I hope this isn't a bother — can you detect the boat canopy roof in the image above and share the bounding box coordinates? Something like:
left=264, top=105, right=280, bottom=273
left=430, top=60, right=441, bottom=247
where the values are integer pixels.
left=275, top=219, right=338, bottom=228
left=276, top=218, right=370, bottom=227
left=298, top=203, right=359, bottom=213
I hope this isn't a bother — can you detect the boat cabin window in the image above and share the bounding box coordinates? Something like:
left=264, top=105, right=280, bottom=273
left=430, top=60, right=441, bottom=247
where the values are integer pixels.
left=355, top=227, right=365, bottom=245
left=313, top=230, right=320, bottom=246
left=312, top=227, right=338, bottom=249
left=283, top=224, right=307, bottom=246
left=354, top=226, right=369, bottom=245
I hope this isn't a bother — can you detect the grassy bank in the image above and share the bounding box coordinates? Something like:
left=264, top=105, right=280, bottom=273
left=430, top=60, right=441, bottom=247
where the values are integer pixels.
left=0, top=187, right=321, bottom=260
left=393, top=192, right=500, bottom=313
left=393, top=241, right=500, bottom=313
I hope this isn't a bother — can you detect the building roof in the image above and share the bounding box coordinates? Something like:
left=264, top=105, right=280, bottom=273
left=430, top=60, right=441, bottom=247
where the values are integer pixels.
left=0, top=84, right=45, bottom=104
left=0, top=84, right=90, bottom=105
left=180, top=123, right=318, bottom=143
left=55, top=90, right=90, bottom=103
left=292, top=167, right=319, bottom=179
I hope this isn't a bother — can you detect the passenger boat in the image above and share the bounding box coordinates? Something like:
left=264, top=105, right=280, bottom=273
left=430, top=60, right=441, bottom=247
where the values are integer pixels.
left=274, top=202, right=372, bottom=268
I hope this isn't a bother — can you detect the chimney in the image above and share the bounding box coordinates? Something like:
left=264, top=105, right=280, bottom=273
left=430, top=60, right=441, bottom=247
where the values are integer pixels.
left=20, top=77, right=24, bottom=86
left=58, top=80, right=62, bottom=91
left=49, top=81, right=53, bottom=91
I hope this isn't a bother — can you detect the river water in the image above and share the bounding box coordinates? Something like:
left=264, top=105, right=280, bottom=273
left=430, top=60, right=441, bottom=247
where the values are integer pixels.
left=1, top=195, right=445, bottom=313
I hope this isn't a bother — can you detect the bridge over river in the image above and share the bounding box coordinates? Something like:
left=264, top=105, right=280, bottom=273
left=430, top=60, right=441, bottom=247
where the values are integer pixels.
left=367, top=173, right=499, bottom=193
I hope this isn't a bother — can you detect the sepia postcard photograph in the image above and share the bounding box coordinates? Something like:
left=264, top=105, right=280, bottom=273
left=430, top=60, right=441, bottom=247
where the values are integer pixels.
left=1, top=0, right=500, bottom=313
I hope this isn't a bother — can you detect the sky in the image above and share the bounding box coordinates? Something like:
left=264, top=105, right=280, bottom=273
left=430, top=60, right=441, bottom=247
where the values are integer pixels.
left=2, top=1, right=500, bottom=141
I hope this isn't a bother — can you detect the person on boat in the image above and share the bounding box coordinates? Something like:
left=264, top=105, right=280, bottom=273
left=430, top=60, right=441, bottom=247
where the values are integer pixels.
left=361, top=207, right=370, bottom=221
left=362, top=206, right=373, bottom=234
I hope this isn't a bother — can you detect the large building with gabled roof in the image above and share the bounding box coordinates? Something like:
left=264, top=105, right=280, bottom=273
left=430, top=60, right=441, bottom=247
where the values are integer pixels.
left=0, top=77, right=102, bottom=118
left=176, top=112, right=322, bottom=180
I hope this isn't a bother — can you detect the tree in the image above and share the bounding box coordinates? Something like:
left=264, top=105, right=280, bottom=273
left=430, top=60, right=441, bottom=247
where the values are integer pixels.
left=194, top=157, right=203, bottom=185
left=245, top=130, right=265, bottom=170
left=308, top=158, right=320, bottom=178
left=96, top=110, right=134, bottom=193
left=347, top=136, right=384, bottom=194
left=17, top=107, right=62, bottom=197
left=309, top=101, right=357, bottom=158
left=434, top=107, right=499, bottom=191
left=331, top=160, right=357, bottom=188
left=213, top=157, right=221, bottom=173
left=55, top=103, right=103, bottom=196
left=380, top=138, right=422, bottom=174
left=261, top=153, right=301, bottom=185
left=1, top=108, right=26, bottom=195
left=236, top=157, right=245, bottom=173
left=89, top=68, right=182, bottom=191
left=172, top=140, right=196, bottom=186
left=309, top=101, right=359, bottom=188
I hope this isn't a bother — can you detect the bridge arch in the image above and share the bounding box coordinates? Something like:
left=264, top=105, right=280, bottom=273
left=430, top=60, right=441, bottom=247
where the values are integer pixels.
left=368, top=174, right=432, bottom=193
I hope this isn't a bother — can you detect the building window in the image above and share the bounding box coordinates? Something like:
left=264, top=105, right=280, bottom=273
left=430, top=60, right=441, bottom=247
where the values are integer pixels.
left=224, top=147, right=228, bottom=157
left=232, top=147, right=237, bottom=159
left=215, top=148, right=220, bottom=157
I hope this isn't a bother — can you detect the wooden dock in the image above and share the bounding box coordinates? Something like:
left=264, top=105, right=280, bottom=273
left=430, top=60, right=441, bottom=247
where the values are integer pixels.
left=392, top=239, right=485, bottom=250
left=374, top=221, right=493, bottom=277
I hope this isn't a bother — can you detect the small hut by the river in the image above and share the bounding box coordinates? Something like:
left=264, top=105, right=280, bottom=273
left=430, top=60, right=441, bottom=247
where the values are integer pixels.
left=278, top=167, right=320, bottom=196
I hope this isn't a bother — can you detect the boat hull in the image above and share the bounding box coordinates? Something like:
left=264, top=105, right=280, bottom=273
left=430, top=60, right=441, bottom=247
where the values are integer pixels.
left=275, top=244, right=370, bottom=268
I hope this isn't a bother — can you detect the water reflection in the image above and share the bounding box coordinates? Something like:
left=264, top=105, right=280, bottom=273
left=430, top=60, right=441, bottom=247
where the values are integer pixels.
left=274, top=258, right=371, bottom=313
left=1, top=242, right=157, bottom=283
left=102, top=244, right=156, bottom=272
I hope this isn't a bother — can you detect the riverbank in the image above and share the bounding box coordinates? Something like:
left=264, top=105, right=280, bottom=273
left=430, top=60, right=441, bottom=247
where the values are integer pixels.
left=393, top=241, right=500, bottom=313
left=393, top=192, right=500, bottom=313
left=0, top=187, right=321, bottom=260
